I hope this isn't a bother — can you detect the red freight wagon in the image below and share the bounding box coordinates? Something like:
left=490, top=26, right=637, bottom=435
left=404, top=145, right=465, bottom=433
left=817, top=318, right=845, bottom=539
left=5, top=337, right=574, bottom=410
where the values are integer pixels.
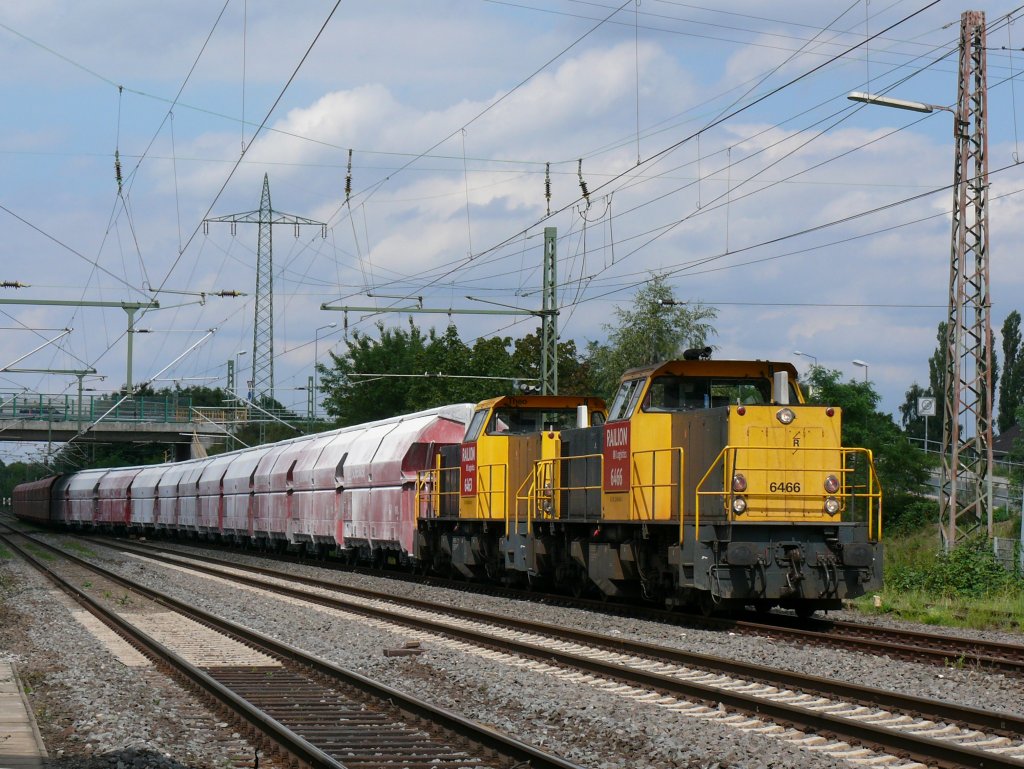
left=96, top=466, right=143, bottom=527
left=156, top=460, right=199, bottom=531
left=222, top=446, right=272, bottom=540
left=65, top=469, right=109, bottom=526
left=285, top=432, right=336, bottom=544
left=12, top=476, right=61, bottom=525
left=251, top=442, right=294, bottom=543
left=131, top=465, right=166, bottom=529
left=196, top=453, right=235, bottom=534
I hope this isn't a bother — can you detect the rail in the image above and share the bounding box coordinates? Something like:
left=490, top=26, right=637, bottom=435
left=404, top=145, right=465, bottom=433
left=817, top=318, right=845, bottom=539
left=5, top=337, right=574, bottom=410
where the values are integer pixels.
left=694, top=445, right=882, bottom=540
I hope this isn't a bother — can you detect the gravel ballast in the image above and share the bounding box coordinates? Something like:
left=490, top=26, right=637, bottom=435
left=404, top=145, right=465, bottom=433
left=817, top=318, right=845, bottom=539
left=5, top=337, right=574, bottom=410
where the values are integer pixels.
left=3, top=534, right=1022, bottom=769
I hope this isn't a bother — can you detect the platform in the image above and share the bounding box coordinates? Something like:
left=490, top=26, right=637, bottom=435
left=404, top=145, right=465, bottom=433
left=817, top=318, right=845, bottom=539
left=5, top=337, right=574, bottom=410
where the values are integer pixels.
left=0, top=661, right=47, bottom=769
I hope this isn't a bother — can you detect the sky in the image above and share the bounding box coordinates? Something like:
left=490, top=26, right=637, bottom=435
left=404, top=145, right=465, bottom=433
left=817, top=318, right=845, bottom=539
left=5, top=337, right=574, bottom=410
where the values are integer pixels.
left=2, top=0, right=1023, bottom=462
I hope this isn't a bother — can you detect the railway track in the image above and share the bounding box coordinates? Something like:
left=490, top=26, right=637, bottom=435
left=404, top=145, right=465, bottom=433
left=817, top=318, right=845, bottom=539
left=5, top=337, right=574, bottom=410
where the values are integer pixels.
left=98, top=533, right=1024, bottom=677
left=38, top=531, right=1024, bottom=769
left=0, top=526, right=586, bottom=769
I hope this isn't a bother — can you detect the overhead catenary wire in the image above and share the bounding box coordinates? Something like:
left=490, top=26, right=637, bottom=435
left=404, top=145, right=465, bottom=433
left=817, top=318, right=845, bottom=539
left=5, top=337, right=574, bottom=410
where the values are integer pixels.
left=6, top=2, right=1023, bottom=410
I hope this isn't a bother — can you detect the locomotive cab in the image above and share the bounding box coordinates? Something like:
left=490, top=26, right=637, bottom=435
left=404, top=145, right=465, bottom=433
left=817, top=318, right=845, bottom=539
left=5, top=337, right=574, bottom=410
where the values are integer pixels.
left=544, top=356, right=882, bottom=613
left=416, top=394, right=607, bottom=581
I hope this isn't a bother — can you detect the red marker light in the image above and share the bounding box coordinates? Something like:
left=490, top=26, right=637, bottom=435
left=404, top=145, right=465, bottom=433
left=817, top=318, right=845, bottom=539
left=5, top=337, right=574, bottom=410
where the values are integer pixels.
left=825, top=407, right=835, bottom=417
left=736, top=405, right=746, bottom=416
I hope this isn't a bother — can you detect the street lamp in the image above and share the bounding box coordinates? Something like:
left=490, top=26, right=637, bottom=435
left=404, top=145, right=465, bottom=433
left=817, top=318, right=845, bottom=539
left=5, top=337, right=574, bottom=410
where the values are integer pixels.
left=847, top=91, right=954, bottom=115
left=314, top=323, right=337, bottom=416
left=792, top=350, right=817, bottom=367
left=851, top=359, right=869, bottom=382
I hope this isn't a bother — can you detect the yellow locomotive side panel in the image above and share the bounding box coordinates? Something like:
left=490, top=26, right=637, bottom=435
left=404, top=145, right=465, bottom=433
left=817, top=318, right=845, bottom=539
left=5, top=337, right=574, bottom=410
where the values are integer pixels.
left=727, top=406, right=844, bottom=522
left=456, top=395, right=607, bottom=523
left=618, top=409, right=678, bottom=522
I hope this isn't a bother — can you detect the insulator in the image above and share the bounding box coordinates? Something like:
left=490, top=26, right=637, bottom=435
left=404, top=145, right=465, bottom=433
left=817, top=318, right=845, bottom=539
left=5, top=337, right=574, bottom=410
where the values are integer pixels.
left=345, top=149, right=352, bottom=204
left=577, top=158, right=590, bottom=204
left=545, top=162, right=551, bottom=216
left=114, top=149, right=123, bottom=194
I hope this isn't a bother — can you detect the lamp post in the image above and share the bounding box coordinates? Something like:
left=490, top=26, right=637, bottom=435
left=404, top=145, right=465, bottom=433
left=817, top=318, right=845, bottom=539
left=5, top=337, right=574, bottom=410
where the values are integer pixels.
left=847, top=91, right=953, bottom=115
left=851, top=359, right=869, bottom=382
left=849, top=11, right=994, bottom=549
left=793, top=350, right=817, bottom=368
left=314, top=323, right=337, bottom=417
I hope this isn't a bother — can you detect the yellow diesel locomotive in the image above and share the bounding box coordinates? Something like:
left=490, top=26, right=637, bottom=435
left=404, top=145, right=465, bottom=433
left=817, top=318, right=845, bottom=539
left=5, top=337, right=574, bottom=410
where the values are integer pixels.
left=417, top=354, right=882, bottom=615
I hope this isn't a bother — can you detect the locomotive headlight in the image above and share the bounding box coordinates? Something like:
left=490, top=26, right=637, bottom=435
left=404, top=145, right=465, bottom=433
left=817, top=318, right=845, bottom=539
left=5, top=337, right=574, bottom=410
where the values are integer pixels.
left=732, top=473, right=747, bottom=493
left=824, top=474, right=840, bottom=494
left=824, top=496, right=841, bottom=515
left=731, top=496, right=748, bottom=514
left=776, top=407, right=796, bottom=425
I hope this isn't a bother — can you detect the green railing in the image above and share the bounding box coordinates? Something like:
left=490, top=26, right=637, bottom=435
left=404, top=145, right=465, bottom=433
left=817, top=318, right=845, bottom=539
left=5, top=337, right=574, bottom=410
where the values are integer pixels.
left=0, top=393, right=196, bottom=424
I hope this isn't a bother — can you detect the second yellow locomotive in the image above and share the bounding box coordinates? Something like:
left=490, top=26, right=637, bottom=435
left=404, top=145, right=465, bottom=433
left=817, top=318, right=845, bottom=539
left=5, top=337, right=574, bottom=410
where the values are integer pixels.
left=417, top=353, right=882, bottom=615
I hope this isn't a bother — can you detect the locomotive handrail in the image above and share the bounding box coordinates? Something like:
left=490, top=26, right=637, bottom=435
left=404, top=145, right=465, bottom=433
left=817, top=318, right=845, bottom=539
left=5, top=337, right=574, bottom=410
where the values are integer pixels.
left=475, top=462, right=508, bottom=521
left=628, top=447, right=684, bottom=529
left=512, top=458, right=559, bottom=535
left=694, top=445, right=882, bottom=540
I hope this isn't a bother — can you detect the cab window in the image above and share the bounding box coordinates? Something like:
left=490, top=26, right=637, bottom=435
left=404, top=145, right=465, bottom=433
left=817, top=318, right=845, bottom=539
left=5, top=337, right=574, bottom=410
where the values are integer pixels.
left=486, top=407, right=593, bottom=435
left=609, top=378, right=645, bottom=421
left=640, top=376, right=779, bottom=412
left=463, top=409, right=489, bottom=442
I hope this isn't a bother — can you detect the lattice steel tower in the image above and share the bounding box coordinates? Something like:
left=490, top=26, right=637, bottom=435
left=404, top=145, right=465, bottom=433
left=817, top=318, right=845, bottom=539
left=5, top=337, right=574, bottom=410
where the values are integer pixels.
left=205, top=174, right=325, bottom=404
left=940, top=10, right=993, bottom=549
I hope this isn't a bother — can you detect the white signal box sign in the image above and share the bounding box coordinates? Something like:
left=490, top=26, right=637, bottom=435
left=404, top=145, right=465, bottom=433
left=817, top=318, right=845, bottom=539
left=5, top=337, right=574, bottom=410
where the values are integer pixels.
left=917, top=397, right=937, bottom=417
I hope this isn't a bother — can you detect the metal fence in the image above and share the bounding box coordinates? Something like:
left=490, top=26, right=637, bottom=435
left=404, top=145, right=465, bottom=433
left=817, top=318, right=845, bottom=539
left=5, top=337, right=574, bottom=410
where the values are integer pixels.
left=0, top=392, right=196, bottom=424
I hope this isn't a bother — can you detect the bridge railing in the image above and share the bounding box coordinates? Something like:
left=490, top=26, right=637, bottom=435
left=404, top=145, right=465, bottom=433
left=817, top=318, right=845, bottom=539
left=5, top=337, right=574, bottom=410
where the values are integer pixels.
left=0, top=392, right=198, bottom=424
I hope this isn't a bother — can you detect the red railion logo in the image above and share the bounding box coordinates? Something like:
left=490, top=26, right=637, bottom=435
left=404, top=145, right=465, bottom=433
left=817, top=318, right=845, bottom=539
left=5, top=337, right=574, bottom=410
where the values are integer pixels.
left=460, top=442, right=477, bottom=497
left=603, top=422, right=630, bottom=492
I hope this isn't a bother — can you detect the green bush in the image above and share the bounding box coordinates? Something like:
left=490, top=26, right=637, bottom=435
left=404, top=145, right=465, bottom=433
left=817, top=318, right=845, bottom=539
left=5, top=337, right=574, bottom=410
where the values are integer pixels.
left=883, top=497, right=936, bottom=537
left=922, top=535, right=1023, bottom=598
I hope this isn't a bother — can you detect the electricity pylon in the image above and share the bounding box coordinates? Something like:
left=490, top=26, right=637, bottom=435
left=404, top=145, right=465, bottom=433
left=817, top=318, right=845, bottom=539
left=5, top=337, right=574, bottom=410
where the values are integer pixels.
left=940, top=10, right=993, bottom=549
left=205, top=174, right=325, bottom=405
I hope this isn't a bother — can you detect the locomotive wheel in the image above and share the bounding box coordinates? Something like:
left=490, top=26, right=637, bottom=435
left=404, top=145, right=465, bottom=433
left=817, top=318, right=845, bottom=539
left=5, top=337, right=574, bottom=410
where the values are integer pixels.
left=698, top=593, right=717, bottom=617
left=569, top=567, right=589, bottom=598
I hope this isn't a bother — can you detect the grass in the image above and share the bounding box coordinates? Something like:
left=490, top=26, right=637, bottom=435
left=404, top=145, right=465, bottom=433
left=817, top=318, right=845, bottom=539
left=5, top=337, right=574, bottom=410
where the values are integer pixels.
left=21, top=543, right=55, bottom=562
left=851, top=512, right=1024, bottom=631
left=853, top=588, right=1023, bottom=630
left=62, top=541, right=96, bottom=558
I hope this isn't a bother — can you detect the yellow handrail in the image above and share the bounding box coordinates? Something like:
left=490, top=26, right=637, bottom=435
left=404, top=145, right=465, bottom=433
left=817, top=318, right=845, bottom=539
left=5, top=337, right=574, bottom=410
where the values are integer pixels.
left=694, top=445, right=882, bottom=539
left=628, top=447, right=684, bottom=526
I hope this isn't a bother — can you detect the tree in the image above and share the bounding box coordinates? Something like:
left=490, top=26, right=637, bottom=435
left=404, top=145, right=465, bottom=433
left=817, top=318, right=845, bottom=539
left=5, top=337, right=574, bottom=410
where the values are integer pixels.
left=807, top=367, right=929, bottom=515
left=928, top=319, right=999, bottom=432
left=320, top=321, right=528, bottom=426
left=999, top=311, right=1023, bottom=433
left=319, top=320, right=434, bottom=426
left=510, top=329, right=595, bottom=396
left=586, top=274, right=717, bottom=400
left=899, top=382, right=929, bottom=445
left=927, top=321, right=947, bottom=401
